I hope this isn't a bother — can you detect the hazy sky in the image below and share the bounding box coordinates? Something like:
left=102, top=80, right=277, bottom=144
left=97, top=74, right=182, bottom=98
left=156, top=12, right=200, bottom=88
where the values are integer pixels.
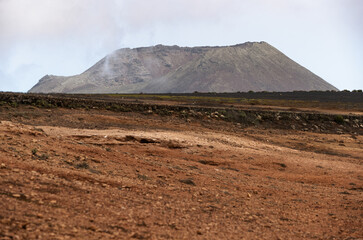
left=0, top=0, right=362, bottom=92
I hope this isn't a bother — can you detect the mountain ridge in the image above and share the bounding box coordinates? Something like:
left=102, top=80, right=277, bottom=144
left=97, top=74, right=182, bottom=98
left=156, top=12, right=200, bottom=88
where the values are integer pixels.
left=29, top=42, right=338, bottom=93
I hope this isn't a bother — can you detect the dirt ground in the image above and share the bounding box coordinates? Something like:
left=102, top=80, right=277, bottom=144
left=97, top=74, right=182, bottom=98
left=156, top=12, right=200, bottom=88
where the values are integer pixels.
left=0, top=105, right=362, bottom=239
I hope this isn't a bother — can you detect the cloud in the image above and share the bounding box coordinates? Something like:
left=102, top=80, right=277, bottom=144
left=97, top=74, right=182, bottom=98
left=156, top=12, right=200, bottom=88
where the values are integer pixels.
left=0, top=0, right=123, bottom=49
left=0, top=0, right=362, bottom=92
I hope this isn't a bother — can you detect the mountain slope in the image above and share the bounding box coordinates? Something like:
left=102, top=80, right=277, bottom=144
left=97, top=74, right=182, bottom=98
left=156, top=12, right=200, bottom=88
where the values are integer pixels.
left=29, top=42, right=338, bottom=93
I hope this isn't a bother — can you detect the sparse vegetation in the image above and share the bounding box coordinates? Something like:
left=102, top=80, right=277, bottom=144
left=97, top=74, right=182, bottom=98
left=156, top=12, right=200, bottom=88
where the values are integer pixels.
left=1, top=92, right=362, bottom=112
left=31, top=148, right=38, bottom=155
left=137, top=174, right=150, bottom=181
left=39, top=153, right=49, bottom=160
left=9, top=101, right=18, bottom=108
left=76, top=162, right=89, bottom=169
left=0, top=92, right=361, bottom=134
left=334, top=115, right=344, bottom=124
left=34, top=99, right=54, bottom=108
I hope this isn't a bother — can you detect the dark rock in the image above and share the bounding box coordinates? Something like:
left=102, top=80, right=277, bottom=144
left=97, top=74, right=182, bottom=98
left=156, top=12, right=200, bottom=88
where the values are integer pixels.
left=179, top=179, right=196, bottom=186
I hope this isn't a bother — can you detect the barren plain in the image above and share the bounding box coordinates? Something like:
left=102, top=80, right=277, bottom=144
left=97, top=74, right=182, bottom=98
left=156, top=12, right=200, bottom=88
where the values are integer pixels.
left=0, top=93, right=362, bottom=239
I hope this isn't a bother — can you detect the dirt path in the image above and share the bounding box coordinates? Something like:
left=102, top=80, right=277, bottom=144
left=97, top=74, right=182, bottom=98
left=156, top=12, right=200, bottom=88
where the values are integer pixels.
left=0, top=107, right=362, bottom=239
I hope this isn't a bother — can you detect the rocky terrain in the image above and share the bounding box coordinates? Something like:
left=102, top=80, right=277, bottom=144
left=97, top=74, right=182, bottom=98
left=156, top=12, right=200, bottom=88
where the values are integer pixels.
left=0, top=93, right=362, bottom=239
left=29, top=42, right=338, bottom=93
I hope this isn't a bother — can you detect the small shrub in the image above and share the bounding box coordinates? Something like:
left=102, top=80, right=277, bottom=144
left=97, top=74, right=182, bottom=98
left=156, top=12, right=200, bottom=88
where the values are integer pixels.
left=137, top=174, right=150, bottom=181
left=238, top=111, right=247, bottom=119
left=9, top=102, right=18, bottom=108
left=249, top=99, right=261, bottom=105
left=31, top=148, right=38, bottom=155
left=76, top=162, right=89, bottom=169
left=334, top=115, right=344, bottom=124
left=39, top=154, right=49, bottom=160
left=223, top=110, right=247, bottom=122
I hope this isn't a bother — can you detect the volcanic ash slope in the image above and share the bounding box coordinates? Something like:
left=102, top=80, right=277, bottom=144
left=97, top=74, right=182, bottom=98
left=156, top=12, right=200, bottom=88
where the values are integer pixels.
left=29, top=42, right=338, bottom=93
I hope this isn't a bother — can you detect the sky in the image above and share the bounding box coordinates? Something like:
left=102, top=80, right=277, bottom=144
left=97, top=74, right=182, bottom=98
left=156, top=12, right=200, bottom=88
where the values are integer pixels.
left=0, top=0, right=362, bottom=92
